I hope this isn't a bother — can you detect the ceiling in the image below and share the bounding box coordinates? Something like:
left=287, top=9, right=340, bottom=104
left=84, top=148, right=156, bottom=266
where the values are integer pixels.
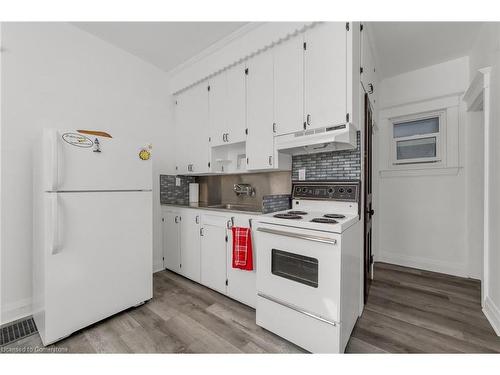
left=73, top=22, right=483, bottom=79
left=73, top=22, right=248, bottom=72
left=368, top=22, right=483, bottom=79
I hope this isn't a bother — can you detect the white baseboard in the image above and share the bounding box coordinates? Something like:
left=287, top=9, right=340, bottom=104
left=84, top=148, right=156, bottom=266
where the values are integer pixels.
left=1, top=297, right=32, bottom=326
left=377, top=251, right=468, bottom=278
left=483, top=297, right=500, bottom=336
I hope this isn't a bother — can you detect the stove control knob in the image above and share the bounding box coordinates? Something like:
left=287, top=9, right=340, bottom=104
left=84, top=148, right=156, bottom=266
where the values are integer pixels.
left=339, top=188, right=345, bottom=193
left=347, top=188, right=353, bottom=194
left=328, top=188, right=334, bottom=194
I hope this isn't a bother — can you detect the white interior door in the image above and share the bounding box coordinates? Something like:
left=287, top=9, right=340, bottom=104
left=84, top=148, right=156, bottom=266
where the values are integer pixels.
left=44, top=191, right=152, bottom=343
left=274, top=34, right=304, bottom=136
left=163, top=210, right=181, bottom=273
left=201, top=215, right=228, bottom=294
left=304, top=23, right=347, bottom=130
left=226, top=63, right=247, bottom=144
left=246, top=51, right=275, bottom=170
left=44, top=129, right=152, bottom=192
left=179, top=210, right=201, bottom=282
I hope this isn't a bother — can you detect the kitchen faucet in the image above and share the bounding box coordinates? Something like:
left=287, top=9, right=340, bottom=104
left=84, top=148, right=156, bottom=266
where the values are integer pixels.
left=233, top=183, right=255, bottom=197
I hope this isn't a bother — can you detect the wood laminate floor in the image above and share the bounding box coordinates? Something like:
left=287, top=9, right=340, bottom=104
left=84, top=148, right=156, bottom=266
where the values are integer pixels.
left=3, top=262, right=500, bottom=353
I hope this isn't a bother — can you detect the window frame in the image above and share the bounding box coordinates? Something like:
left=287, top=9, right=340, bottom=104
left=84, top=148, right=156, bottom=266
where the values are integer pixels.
left=389, top=110, right=446, bottom=166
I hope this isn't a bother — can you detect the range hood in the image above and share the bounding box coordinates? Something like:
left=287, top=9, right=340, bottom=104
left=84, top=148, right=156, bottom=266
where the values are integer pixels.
left=276, top=123, right=357, bottom=155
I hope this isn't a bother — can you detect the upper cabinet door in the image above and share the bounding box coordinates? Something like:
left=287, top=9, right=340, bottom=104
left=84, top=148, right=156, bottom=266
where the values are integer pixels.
left=274, top=34, right=304, bottom=136
left=189, top=83, right=210, bottom=174
left=246, top=51, right=275, bottom=170
left=225, top=63, right=247, bottom=144
left=208, top=72, right=228, bottom=147
left=304, top=22, right=347, bottom=130
left=174, top=91, right=190, bottom=174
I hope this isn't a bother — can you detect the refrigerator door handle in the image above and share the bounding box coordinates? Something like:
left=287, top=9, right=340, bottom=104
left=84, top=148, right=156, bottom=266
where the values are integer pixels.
left=51, top=130, right=59, bottom=190
left=51, top=194, right=61, bottom=254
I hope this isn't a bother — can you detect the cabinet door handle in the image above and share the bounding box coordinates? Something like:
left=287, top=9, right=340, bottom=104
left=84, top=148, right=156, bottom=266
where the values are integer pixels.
left=306, top=114, right=311, bottom=126
left=195, top=215, right=199, bottom=224
left=368, top=83, right=374, bottom=94
left=269, top=156, right=273, bottom=166
left=272, top=123, right=276, bottom=133
left=174, top=216, right=179, bottom=223
left=200, top=227, right=204, bottom=236
left=226, top=133, right=229, bottom=142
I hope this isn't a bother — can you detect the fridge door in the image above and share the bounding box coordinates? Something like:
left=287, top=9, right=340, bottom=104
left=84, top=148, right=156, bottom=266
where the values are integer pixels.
left=43, top=129, right=152, bottom=192
left=42, top=191, right=152, bottom=345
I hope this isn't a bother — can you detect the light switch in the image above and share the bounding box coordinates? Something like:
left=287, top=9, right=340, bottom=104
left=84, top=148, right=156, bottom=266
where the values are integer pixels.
left=175, top=177, right=181, bottom=186
left=298, top=169, right=306, bottom=181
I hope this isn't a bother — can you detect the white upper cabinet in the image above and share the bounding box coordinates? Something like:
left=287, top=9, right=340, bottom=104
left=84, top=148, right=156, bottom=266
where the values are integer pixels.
left=225, top=63, right=247, bottom=144
left=304, top=22, right=348, bottom=130
left=274, top=34, right=305, bottom=136
left=208, top=72, right=228, bottom=147
left=189, top=84, right=210, bottom=174
left=246, top=50, right=276, bottom=170
left=174, top=90, right=190, bottom=174
left=175, top=83, right=210, bottom=175
left=209, top=64, right=246, bottom=147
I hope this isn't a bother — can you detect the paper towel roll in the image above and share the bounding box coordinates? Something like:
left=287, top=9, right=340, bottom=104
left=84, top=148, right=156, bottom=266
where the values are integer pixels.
left=189, top=183, right=199, bottom=204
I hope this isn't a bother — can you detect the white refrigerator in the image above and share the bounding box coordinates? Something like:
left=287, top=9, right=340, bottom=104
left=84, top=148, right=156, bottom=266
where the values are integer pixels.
left=33, top=129, right=153, bottom=345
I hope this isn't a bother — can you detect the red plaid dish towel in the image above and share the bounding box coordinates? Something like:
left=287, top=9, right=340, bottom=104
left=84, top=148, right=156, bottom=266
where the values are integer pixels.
left=232, top=227, right=254, bottom=271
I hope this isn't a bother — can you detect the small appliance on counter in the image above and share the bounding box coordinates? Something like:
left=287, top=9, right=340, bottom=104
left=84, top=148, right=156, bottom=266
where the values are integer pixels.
left=189, top=182, right=199, bottom=203
left=253, top=180, right=362, bottom=353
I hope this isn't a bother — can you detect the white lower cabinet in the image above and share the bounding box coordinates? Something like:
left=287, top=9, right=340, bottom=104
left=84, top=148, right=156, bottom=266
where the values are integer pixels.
left=163, top=209, right=181, bottom=273
left=200, top=214, right=229, bottom=294
left=179, top=210, right=201, bottom=282
left=162, top=207, right=256, bottom=308
left=226, top=214, right=256, bottom=308
left=162, top=208, right=200, bottom=282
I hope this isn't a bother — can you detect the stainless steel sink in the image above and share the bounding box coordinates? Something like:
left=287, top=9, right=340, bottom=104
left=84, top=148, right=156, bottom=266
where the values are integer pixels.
left=207, top=203, right=262, bottom=213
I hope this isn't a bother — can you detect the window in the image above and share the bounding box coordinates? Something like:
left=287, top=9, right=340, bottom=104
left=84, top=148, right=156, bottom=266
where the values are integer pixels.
left=390, top=112, right=444, bottom=165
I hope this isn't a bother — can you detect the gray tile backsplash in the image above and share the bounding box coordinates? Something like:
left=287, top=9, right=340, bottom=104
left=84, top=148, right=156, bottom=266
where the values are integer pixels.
left=291, top=131, right=361, bottom=180
left=159, top=175, right=196, bottom=205
left=262, top=194, right=291, bottom=214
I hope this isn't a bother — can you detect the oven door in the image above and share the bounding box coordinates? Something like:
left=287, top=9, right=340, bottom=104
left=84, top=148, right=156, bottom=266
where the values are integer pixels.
left=255, top=222, right=341, bottom=323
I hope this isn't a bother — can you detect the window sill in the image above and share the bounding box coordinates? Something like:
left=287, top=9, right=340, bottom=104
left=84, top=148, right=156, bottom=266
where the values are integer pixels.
left=379, top=166, right=461, bottom=178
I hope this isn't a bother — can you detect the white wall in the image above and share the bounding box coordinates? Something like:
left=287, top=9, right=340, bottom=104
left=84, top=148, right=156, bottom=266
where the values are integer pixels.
left=468, top=22, right=500, bottom=334
left=0, top=22, right=174, bottom=324
left=374, top=56, right=484, bottom=278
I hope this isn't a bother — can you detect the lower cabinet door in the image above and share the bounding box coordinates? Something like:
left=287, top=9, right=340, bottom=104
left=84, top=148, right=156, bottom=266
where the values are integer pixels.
left=179, top=210, right=201, bottom=282
left=201, top=215, right=228, bottom=294
left=163, top=210, right=181, bottom=273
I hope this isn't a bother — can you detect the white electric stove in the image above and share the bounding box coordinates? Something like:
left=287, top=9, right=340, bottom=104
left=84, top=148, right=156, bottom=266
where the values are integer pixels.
left=253, top=180, right=363, bottom=353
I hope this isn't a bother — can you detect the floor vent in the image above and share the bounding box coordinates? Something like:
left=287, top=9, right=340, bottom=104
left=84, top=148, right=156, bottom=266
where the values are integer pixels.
left=0, top=317, right=38, bottom=346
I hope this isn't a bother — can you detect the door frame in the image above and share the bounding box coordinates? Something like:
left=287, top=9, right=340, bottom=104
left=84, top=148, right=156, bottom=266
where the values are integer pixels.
left=363, top=93, right=374, bottom=304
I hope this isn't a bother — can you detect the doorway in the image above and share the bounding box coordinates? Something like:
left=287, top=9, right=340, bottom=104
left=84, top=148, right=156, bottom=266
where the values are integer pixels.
left=363, top=93, right=374, bottom=303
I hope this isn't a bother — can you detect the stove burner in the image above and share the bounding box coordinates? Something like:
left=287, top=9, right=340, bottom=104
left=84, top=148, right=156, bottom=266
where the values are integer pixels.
left=274, top=213, right=303, bottom=219
left=311, top=218, right=338, bottom=224
left=323, top=214, right=346, bottom=219
left=288, top=210, right=308, bottom=215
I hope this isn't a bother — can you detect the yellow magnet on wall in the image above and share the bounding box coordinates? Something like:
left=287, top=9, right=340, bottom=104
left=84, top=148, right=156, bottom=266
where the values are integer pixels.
left=139, top=149, right=151, bottom=160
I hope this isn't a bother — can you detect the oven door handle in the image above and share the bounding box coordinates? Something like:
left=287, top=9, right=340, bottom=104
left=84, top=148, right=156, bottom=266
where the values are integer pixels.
left=256, top=227, right=337, bottom=245
left=257, top=293, right=338, bottom=326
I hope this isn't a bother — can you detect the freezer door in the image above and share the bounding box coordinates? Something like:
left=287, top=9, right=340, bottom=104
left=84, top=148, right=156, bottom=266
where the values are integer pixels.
left=43, top=129, right=152, bottom=192
left=42, top=191, right=152, bottom=345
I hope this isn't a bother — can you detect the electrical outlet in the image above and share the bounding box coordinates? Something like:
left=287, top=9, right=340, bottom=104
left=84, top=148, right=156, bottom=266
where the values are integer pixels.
left=299, top=168, right=306, bottom=181
left=175, top=177, right=181, bottom=186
